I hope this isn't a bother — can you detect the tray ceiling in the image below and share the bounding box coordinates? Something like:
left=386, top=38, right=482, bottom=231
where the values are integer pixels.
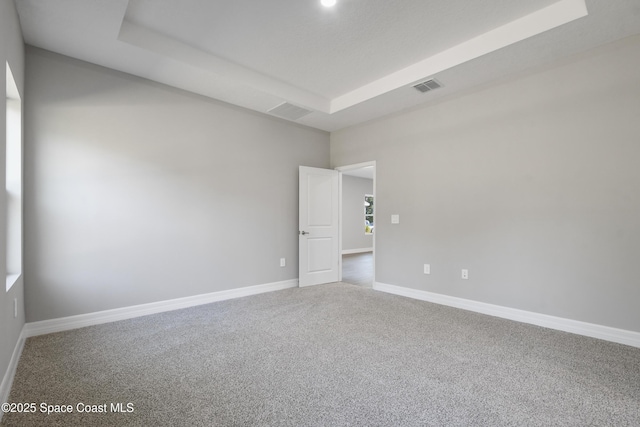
left=15, top=0, right=640, bottom=131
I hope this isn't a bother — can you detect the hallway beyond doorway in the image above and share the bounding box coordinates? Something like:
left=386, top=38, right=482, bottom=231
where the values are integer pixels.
left=341, top=252, right=373, bottom=288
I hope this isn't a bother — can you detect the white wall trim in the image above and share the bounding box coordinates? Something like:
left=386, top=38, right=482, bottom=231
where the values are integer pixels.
left=335, top=161, right=376, bottom=173
left=342, top=248, right=373, bottom=255
left=23, top=279, right=299, bottom=338
left=373, top=282, right=640, bottom=348
left=0, top=329, right=27, bottom=421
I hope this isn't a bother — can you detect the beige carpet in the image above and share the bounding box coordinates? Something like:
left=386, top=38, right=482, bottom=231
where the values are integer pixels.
left=3, top=283, right=640, bottom=426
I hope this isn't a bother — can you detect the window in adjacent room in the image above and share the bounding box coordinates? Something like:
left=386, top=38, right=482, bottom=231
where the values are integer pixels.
left=364, top=194, right=374, bottom=234
left=6, top=62, right=22, bottom=291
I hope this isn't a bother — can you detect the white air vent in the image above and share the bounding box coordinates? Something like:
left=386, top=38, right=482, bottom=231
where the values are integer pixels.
left=268, top=102, right=312, bottom=120
left=413, top=79, right=442, bottom=93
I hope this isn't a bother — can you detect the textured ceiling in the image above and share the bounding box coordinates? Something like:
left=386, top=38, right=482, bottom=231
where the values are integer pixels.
left=14, top=0, right=640, bottom=131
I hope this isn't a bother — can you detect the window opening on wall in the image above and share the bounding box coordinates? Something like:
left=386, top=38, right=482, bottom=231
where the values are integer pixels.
left=6, top=62, right=22, bottom=291
left=365, top=194, right=374, bottom=234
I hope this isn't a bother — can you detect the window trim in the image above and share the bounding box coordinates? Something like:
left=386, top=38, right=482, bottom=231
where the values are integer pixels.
left=5, top=62, right=22, bottom=291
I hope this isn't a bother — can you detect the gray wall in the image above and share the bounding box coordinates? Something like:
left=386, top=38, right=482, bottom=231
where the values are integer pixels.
left=24, top=47, right=329, bottom=322
left=1, top=0, right=25, bottom=394
left=342, top=175, right=373, bottom=252
left=331, top=35, right=640, bottom=333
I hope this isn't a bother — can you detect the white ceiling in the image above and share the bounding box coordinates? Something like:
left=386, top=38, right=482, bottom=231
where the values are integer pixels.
left=15, top=0, right=640, bottom=132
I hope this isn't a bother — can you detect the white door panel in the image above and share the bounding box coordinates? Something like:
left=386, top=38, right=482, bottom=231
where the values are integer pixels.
left=308, top=238, right=332, bottom=272
left=299, top=166, right=339, bottom=287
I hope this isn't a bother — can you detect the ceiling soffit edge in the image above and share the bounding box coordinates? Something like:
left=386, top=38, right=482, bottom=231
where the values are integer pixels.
left=117, top=0, right=587, bottom=119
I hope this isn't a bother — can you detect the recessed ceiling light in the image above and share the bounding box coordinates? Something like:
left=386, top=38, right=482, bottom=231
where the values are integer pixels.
left=321, top=0, right=337, bottom=7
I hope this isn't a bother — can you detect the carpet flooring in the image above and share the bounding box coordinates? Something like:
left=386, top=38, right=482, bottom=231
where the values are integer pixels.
left=3, top=283, right=640, bottom=426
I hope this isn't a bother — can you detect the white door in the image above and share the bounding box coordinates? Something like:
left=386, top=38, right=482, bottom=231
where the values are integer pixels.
left=299, top=166, right=340, bottom=287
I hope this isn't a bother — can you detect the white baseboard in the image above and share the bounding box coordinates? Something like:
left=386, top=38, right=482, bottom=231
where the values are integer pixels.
left=23, top=279, right=299, bottom=338
left=0, top=329, right=26, bottom=420
left=373, top=282, right=640, bottom=348
left=342, top=248, right=373, bottom=255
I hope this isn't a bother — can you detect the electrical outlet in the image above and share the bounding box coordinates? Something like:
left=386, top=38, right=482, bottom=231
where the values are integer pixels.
left=280, top=258, right=286, bottom=267
left=424, top=264, right=430, bottom=274
left=461, top=269, right=469, bottom=280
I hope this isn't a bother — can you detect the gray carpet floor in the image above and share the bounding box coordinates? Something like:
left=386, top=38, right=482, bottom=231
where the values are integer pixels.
left=3, top=283, right=640, bottom=426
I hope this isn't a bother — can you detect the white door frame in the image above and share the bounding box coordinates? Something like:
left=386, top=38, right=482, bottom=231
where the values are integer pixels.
left=335, top=161, right=376, bottom=285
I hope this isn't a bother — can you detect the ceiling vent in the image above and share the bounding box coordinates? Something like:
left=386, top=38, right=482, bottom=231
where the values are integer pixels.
left=413, top=79, right=442, bottom=93
left=268, top=102, right=312, bottom=120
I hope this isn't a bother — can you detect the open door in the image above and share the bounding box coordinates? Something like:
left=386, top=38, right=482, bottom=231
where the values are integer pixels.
left=299, top=166, right=340, bottom=287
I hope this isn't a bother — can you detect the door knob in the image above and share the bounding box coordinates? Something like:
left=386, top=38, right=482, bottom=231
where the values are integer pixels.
left=300, top=231, right=310, bottom=235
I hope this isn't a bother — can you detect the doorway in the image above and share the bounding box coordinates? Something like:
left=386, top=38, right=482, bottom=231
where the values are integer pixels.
left=337, top=162, right=376, bottom=288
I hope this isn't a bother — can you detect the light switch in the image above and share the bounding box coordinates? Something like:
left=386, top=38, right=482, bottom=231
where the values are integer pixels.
left=391, top=214, right=400, bottom=224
